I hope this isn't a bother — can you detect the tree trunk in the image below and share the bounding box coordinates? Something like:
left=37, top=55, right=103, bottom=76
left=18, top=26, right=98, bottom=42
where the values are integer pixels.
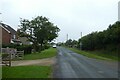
left=40, top=43, right=43, bottom=51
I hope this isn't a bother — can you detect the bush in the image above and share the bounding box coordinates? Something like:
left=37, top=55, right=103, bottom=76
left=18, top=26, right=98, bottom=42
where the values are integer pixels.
left=17, top=45, right=32, bottom=54
left=2, top=44, right=32, bottom=54
left=43, top=44, right=50, bottom=50
left=2, top=43, right=19, bottom=48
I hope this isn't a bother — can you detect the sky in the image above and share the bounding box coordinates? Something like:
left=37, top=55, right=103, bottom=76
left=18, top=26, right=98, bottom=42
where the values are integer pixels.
left=0, top=0, right=119, bottom=42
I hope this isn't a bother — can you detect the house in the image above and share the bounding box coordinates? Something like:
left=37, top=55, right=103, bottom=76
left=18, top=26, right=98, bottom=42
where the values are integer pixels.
left=0, top=23, right=11, bottom=44
left=18, top=37, right=31, bottom=45
left=0, top=23, right=21, bottom=45
left=0, top=22, right=32, bottom=45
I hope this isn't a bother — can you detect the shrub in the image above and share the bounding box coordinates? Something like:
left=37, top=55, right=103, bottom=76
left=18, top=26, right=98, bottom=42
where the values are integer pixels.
left=2, top=44, right=32, bottom=54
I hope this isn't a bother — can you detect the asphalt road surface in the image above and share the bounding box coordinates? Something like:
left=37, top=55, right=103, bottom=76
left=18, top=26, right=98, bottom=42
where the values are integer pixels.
left=53, top=47, right=118, bottom=78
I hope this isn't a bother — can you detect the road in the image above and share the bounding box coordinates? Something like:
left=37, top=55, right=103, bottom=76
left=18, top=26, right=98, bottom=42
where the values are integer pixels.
left=53, top=47, right=118, bottom=78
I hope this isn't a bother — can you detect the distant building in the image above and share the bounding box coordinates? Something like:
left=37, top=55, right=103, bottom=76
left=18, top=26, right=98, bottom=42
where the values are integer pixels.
left=18, top=37, right=31, bottom=45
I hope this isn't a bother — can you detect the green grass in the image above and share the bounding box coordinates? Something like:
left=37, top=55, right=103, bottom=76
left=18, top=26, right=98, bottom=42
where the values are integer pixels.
left=69, top=48, right=119, bottom=61
left=2, top=48, right=56, bottom=78
left=2, top=66, right=51, bottom=78
left=87, top=50, right=119, bottom=61
left=23, top=48, right=57, bottom=60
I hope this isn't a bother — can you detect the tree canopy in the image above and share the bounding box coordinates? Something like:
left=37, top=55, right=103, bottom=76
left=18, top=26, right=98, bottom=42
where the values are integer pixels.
left=18, top=16, right=60, bottom=51
left=80, top=21, right=120, bottom=51
left=65, top=39, right=78, bottom=47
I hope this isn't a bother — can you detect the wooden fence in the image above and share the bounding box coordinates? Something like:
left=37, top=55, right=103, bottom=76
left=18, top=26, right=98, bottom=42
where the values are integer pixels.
left=1, top=47, right=24, bottom=67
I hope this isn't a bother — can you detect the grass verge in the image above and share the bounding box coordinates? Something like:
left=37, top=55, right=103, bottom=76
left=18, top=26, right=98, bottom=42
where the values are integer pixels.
left=69, top=48, right=119, bottom=61
left=23, top=48, right=57, bottom=60
left=2, top=66, right=51, bottom=78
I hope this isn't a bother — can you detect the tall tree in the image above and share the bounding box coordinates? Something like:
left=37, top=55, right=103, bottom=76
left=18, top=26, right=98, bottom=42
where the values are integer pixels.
left=18, top=16, right=60, bottom=51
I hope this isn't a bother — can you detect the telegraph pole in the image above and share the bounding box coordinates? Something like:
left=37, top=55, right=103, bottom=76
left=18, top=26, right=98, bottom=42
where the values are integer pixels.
left=67, top=34, right=68, bottom=41
left=118, top=1, right=120, bottom=21
left=0, top=13, right=2, bottom=79
left=80, top=32, right=82, bottom=50
left=0, top=13, right=2, bottom=22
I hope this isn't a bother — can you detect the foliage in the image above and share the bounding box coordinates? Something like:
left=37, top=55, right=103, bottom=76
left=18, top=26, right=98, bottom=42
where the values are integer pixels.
left=18, top=16, right=60, bottom=51
left=64, top=21, right=119, bottom=57
left=17, top=45, right=32, bottom=54
left=2, top=43, right=19, bottom=48
left=2, top=66, right=51, bottom=78
left=69, top=48, right=118, bottom=61
left=2, top=44, right=32, bottom=54
left=79, top=21, right=120, bottom=52
left=65, top=39, right=78, bottom=47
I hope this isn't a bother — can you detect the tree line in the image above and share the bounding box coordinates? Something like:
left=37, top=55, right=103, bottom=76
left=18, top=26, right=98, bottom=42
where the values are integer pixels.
left=65, top=21, right=120, bottom=53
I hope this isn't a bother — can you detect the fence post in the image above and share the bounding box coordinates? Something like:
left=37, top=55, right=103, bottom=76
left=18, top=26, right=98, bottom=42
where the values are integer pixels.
left=9, top=53, right=11, bottom=67
left=7, top=47, right=11, bottom=67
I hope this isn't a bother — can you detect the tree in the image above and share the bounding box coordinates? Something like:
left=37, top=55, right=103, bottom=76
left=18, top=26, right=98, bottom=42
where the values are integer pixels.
left=79, top=21, right=120, bottom=52
left=71, top=40, right=78, bottom=47
left=65, top=39, right=72, bottom=47
left=18, top=16, right=60, bottom=51
left=65, top=39, right=78, bottom=48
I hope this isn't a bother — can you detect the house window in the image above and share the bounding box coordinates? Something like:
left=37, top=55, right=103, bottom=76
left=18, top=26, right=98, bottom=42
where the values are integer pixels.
left=13, top=35, right=16, bottom=39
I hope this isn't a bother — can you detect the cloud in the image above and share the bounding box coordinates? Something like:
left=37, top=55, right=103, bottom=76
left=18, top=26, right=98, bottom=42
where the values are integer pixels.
left=0, top=0, right=119, bottom=42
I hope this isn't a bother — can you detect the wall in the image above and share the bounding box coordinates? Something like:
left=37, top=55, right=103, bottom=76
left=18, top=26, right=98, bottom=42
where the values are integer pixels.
left=2, top=27, right=11, bottom=44
left=18, top=37, right=30, bottom=45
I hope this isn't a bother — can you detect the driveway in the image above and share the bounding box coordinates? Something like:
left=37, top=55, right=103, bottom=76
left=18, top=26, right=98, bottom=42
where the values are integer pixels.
left=53, top=47, right=118, bottom=78
left=11, top=57, right=56, bottom=66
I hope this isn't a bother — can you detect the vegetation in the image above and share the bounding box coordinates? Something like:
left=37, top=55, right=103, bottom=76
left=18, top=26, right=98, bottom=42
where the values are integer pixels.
left=17, top=16, right=60, bottom=51
left=2, top=48, right=57, bottom=78
left=65, top=39, right=78, bottom=47
left=2, top=44, right=32, bottom=54
left=64, top=21, right=120, bottom=58
left=69, top=48, right=118, bottom=61
left=23, top=48, right=57, bottom=60
left=2, top=66, right=51, bottom=78
left=80, top=21, right=120, bottom=52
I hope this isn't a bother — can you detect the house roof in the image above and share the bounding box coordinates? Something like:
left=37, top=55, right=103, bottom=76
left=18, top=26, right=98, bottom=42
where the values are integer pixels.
left=0, top=23, right=16, bottom=34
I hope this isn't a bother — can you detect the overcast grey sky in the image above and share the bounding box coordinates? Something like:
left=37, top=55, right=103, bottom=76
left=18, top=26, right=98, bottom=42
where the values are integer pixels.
left=0, top=0, right=119, bottom=42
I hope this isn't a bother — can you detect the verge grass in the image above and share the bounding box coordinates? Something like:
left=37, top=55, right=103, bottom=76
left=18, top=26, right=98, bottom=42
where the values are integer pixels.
left=23, top=48, right=57, bottom=60
left=69, top=48, right=119, bottom=61
left=2, top=48, right=56, bottom=78
left=2, top=66, right=51, bottom=78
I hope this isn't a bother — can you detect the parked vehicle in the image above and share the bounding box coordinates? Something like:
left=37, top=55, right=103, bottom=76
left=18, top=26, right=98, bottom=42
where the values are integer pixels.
left=53, top=44, right=56, bottom=48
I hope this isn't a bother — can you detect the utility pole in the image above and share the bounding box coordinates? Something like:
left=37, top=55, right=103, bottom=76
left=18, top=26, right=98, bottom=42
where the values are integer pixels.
left=0, top=13, right=2, bottom=77
left=0, top=13, right=2, bottom=23
left=80, top=32, right=82, bottom=50
left=67, top=34, right=68, bottom=41
left=118, top=1, right=120, bottom=21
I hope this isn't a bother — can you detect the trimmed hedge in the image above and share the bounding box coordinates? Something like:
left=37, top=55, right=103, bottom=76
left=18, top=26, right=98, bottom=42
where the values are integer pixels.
left=2, top=43, right=50, bottom=54
left=2, top=44, right=32, bottom=54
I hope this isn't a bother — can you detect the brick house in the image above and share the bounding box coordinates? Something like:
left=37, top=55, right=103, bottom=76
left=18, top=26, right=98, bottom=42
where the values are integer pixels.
left=0, top=23, right=32, bottom=45
left=0, top=23, right=20, bottom=45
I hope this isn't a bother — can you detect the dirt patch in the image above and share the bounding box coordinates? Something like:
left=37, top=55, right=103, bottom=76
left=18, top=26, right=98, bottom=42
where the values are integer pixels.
left=11, top=57, right=56, bottom=66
